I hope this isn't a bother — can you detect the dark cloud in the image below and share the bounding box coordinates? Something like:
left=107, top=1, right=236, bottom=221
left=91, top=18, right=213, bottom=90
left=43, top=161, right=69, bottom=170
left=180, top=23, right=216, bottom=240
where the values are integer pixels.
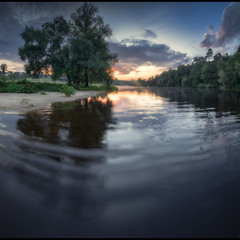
left=0, top=2, right=190, bottom=74
left=109, top=39, right=190, bottom=75
left=0, top=3, right=23, bottom=60
left=143, top=29, right=157, bottom=39
left=0, top=2, right=83, bottom=62
left=200, top=3, right=240, bottom=48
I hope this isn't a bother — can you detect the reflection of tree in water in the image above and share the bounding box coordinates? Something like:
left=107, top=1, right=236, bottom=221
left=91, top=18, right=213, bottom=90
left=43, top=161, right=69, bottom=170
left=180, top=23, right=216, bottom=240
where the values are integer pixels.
left=148, top=87, right=240, bottom=116
left=17, top=96, right=116, bottom=148
left=4, top=96, right=117, bottom=224
left=148, top=87, right=240, bottom=172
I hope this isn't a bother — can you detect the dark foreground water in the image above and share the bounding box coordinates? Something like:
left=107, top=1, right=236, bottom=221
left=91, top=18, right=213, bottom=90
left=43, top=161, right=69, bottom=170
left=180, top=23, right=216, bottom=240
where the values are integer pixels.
left=0, top=87, right=240, bottom=237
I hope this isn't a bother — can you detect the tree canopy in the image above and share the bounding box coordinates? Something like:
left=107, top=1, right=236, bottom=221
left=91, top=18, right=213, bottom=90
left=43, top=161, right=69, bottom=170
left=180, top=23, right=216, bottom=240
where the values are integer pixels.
left=18, top=2, right=118, bottom=87
left=147, top=47, right=240, bottom=89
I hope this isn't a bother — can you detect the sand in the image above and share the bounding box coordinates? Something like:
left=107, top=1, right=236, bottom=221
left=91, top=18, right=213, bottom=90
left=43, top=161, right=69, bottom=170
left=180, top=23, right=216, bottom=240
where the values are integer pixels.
left=0, top=91, right=101, bottom=112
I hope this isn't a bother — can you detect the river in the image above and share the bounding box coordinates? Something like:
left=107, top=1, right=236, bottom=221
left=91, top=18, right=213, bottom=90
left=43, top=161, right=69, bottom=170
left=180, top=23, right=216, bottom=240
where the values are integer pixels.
left=0, top=86, right=240, bottom=237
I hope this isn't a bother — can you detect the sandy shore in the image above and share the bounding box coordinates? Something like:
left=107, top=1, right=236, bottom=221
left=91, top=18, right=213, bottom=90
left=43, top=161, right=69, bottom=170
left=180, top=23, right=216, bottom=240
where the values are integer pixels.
left=0, top=91, right=101, bottom=112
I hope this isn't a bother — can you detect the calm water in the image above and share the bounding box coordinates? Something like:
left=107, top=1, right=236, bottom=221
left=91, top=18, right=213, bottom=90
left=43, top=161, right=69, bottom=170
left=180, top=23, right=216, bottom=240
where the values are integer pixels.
left=0, top=87, right=240, bottom=237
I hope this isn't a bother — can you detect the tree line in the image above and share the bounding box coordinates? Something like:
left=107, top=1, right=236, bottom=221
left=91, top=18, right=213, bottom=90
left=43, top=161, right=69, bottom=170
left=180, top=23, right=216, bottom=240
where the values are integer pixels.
left=147, top=47, right=240, bottom=89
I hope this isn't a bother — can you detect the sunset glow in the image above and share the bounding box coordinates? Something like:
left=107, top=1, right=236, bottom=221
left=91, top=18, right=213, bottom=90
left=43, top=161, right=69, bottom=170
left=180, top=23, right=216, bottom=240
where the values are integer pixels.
left=113, top=65, right=169, bottom=80
left=0, top=2, right=237, bottom=81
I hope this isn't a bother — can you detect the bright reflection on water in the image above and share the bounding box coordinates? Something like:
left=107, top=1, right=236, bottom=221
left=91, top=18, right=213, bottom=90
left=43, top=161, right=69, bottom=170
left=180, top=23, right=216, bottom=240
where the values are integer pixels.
left=0, top=87, right=240, bottom=237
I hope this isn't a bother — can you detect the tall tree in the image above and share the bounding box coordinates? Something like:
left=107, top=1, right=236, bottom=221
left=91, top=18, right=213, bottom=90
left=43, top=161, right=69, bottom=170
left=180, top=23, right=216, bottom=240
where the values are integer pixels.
left=18, top=3, right=118, bottom=87
left=205, top=48, right=213, bottom=61
left=0, top=63, right=7, bottom=74
left=70, top=3, right=117, bottom=87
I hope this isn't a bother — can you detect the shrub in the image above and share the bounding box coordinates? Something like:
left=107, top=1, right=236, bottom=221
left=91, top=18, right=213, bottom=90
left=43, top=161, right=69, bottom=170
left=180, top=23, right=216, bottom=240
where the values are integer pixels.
left=17, top=79, right=29, bottom=85
left=60, top=84, right=77, bottom=97
left=0, top=80, right=7, bottom=87
left=5, top=83, right=25, bottom=93
left=75, top=84, right=118, bottom=92
left=0, top=75, right=8, bottom=81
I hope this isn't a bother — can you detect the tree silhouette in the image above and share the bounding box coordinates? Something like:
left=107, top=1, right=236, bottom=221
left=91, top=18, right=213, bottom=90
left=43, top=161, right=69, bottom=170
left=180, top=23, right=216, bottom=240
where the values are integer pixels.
left=0, top=63, right=7, bottom=74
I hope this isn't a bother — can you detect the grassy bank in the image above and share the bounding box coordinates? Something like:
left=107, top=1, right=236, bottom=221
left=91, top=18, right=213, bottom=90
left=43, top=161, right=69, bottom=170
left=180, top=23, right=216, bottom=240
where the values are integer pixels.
left=0, top=79, right=118, bottom=94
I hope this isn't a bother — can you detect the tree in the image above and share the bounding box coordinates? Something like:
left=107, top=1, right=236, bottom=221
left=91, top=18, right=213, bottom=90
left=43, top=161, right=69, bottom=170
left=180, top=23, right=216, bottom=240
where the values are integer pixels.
left=189, top=62, right=203, bottom=87
left=69, top=3, right=118, bottom=87
left=0, top=64, right=7, bottom=74
left=18, top=3, right=118, bottom=87
left=201, top=62, right=218, bottom=86
left=205, top=48, right=213, bottom=61
left=193, top=56, right=206, bottom=64
left=213, top=52, right=222, bottom=62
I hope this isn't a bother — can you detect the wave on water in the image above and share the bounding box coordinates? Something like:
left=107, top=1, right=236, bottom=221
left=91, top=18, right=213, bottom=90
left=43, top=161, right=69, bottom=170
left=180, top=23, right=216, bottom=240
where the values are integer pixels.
left=0, top=129, right=107, bottom=187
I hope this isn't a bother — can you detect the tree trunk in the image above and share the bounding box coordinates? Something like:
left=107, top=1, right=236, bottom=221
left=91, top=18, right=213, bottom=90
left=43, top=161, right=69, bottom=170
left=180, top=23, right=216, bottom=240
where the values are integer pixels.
left=66, top=74, right=71, bottom=86
left=84, top=67, right=89, bottom=87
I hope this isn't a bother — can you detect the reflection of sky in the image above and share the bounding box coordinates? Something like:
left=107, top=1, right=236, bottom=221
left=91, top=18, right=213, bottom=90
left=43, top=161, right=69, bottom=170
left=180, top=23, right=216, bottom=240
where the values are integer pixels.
left=103, top=90, right=202, bottom=155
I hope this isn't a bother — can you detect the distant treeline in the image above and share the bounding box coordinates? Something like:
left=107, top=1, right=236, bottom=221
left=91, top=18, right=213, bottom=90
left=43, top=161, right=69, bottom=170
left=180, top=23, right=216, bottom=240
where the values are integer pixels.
left=113, top=79, right=148, bottom=87
left=147, top=47, right=240, bottom=89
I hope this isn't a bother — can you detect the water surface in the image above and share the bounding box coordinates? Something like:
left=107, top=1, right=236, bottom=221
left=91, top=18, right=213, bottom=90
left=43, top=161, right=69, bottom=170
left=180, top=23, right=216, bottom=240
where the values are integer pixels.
left=0, top=87, right=240, bottom=237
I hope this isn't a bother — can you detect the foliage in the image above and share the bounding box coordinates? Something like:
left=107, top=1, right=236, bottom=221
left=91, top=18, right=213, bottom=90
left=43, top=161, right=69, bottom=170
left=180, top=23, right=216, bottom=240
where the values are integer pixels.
left=18, top=3, right=118, bottom=88
left=0, top=80, right=7, bottom=87
left=0, top=79, right=63, bottom=93
left=0, top=76, right=117, bottom=94
left=76, top=84, right=118, bottom=92
left=0, top=75, right=8, bottom=81
left=147, top=46, right=240, bottom=89
left=60, top=84, right=77, bottom=97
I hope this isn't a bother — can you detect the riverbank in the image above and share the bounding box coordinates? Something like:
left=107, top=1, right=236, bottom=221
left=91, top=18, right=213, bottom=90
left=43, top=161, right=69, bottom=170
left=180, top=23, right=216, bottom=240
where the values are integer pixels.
left=0, top=91, right=101, bottom=112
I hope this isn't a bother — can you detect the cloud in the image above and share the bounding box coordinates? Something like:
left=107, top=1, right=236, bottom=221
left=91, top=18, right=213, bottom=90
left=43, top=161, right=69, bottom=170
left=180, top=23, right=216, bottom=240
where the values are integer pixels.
left=143, top=29, right=157, bottom=39
left=0, top=2, right=83, bottom=63
left=199, top=26, right=216, bottom=49
left=200, top=3, right=240, bottom=49
left=109, top=39, right=190, bottom=75
left=113, top=62, right=138, bottom=75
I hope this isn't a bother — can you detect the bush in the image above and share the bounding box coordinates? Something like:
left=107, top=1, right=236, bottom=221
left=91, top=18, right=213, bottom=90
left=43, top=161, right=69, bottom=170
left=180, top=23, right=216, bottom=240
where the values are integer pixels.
left=60, top=84, right=77, bottom=97
left=17, top=79, right=29, bottom=85
left=5, top=83, right=24, bottom=93
left=75, top=84, right=118, bottom=92
left=0, top=75, right=8, bottom=81
left=0, top=80, right=7, bottom=87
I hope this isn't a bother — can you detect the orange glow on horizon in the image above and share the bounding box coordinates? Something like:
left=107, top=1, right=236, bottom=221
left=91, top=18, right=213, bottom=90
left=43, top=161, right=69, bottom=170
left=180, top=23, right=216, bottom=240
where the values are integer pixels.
left=113, top=65, right=168, bottom=80
left=1, top=58, right=168, bottom=81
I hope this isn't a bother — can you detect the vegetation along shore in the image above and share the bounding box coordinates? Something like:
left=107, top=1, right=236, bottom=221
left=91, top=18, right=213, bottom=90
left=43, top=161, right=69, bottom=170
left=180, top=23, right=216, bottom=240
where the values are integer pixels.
left=0, top=3, right=118, bottom=111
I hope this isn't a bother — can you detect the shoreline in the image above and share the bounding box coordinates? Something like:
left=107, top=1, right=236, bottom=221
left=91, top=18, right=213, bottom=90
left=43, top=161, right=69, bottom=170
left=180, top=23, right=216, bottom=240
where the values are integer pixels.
left=0, top=91, right=101, bottom=113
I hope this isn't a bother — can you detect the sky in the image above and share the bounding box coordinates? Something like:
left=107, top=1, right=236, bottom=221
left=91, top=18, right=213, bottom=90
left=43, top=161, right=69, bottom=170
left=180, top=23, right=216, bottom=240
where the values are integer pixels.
left=1, top=1, right=240, bottom=80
